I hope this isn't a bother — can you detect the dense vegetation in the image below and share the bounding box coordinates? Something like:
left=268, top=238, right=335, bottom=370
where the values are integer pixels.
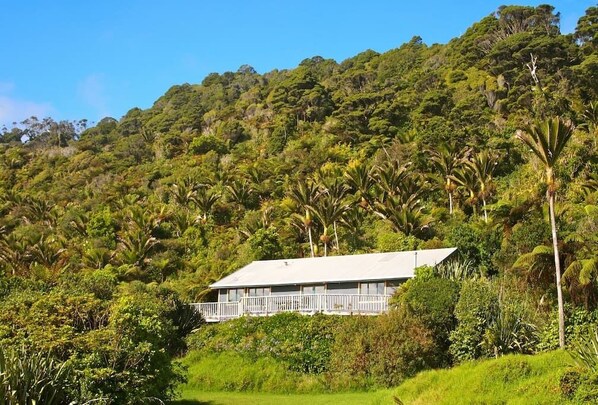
left=1, top=4, right=598, bottom=403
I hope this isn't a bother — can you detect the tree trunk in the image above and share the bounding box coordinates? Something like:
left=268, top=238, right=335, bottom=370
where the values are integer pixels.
left=482, top=197, right=488, bottom=223
left=308, top=226, right=314, bottom=258
left=549, top=193, right=566, bottom=349
left=333, top=221, right=339, bottom=251
left=448, top=192, right=453, bottom=215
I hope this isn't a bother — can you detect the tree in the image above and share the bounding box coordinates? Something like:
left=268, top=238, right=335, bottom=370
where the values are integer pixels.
left=308, top=193, right=349, bottom=257
left=429, top=143, right=466, bottom=215
left=467, top=151, right=498, bottom=223
left=516, top=117, right=575, bottom=349
left=450, top=166, right=479, bottom=216
left=288, top=181, right=319, bottom=257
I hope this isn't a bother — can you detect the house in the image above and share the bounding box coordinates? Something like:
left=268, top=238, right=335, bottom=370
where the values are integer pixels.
left=192, top=247, right=457, bottom=322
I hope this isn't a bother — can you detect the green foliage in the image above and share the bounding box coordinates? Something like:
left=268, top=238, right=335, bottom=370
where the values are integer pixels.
left=247, top=228, right=283, bottom=261
left=188, top=313, right=336, bottom=375
left=450, top=278, right=499, bottom=361
left=189, top=134, right=227, bottom=155
left=0, top=345, right=76, bottom=405
left=446, top=222, right=501, bottom=276
left=538, top=305, right=598, bottom=352
left=395, top=276, right=460, bottom=366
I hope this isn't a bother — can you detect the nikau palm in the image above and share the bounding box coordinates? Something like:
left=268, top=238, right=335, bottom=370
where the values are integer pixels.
left=429, top=143, right=465, bottom=215
left=467, top=151, right=497, bottom=223
left=516, top=117, right=574, bottom=349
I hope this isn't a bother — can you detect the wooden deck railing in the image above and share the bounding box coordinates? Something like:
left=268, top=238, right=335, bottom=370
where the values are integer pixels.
left=191, top=294, right=391, bottom=322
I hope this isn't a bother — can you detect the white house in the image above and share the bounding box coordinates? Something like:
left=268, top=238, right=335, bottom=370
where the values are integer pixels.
left=192, top=247, right=457, bottom=322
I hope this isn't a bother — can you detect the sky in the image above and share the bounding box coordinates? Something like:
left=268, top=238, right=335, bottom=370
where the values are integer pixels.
left=0, top=1, right=595, bottom=127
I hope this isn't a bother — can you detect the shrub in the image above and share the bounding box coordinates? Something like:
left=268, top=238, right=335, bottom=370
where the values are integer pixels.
left=537, top=305, right=598, bottom=352
left=446, top=222, right=501, bottom=276
left=187, top=313, right=338, bottom=374
left=396, top=276, right=460, bottom=366
left=0, top=346, right=75, bottom=404
left=481, top=299, right=539, bottom=358
left=450, top=279, right=499, bottom=362
left=329, top=310, right=439, bottom=388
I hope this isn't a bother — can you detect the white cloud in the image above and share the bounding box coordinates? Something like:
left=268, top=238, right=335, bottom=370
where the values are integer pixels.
left=0, top=82, right=53, bottom=126
left=78, top=74, right=110, bottom=119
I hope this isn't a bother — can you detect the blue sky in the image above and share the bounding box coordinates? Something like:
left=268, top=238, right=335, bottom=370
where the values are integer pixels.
left=0, top=1, right=594, bottom=127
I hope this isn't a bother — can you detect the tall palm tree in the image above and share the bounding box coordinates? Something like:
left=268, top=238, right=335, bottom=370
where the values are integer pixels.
left=308, top=193, right=349, bottom=257
left=467, top=151, right=497, bottom=223
left=516, top=117, right=575, bottom=349
left=319, top=178, right=349, bottom=251
left=288, top=181, right=319, bottom=257
left=429, top=143, right=466, bottom=215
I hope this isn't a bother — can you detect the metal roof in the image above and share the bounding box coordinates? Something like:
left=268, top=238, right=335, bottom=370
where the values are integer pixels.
left=210, top=247, right=457, bottom=289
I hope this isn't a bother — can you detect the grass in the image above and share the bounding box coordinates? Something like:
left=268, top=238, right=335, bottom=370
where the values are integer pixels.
left=181, top=350, right=328, bottom=393
left=394, top=350, right=575, bottom=404
left=179, top=347, right=577, bottom=404
left=173, top=388, right=396, bottom=404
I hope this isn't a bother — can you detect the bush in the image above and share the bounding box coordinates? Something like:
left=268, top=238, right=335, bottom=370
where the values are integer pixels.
left=329, top=310, right=438, bottom=388
left=0, top=346, right=75, bottom=404
left=396, top=276, right=460, bottom=366
left=187, top=313, right=338, bottom=374
left=446, top=222, right=501, bottom=276
left=537, top=305, right=598, bottom=352
left=450, top=279, right=499, bottom=362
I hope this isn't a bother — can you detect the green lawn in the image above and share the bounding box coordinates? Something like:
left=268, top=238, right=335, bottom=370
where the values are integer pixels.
left=173, top=388, right=396, bottom=405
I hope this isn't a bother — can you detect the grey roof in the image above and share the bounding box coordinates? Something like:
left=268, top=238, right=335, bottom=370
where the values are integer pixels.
left=210, top=248, right=457, bottom=289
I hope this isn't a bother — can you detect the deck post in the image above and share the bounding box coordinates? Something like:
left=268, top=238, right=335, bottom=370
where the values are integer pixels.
left=217, top=302, right=221, bottom=322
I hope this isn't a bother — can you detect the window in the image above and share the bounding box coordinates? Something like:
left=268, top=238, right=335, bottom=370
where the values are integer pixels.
left=386, top=281, right=401, bottom=296
left=361, top=282, right=385, bottom=295
left=302, top=284, right=325, bottom=295
left=228, top=288, right=244, bottom=302
left=248, top=287, right=270, bottom=297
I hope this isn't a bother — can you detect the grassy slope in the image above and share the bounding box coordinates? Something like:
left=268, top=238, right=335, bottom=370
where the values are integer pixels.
left=174, top=389, right=395, bottom=405
left=394, top=351, right=574, bottom=404
left=177, top=350, right=575, bottom=404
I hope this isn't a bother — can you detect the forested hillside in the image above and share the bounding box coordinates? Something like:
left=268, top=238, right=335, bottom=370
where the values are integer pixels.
left=1, top=4, right=598, bottom=403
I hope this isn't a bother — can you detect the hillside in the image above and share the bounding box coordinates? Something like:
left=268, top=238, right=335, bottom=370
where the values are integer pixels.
left=0, top=4, right=597, bottom=404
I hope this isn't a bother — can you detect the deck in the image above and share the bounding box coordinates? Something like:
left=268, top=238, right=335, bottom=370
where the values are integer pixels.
left=191, top=294, right=391, bottom=322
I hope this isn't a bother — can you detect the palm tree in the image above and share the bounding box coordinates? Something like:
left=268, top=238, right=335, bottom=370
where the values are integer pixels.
left=319, top=178, right=349, bottom=250
left=372, top=160, right=411, bottom=203
left=467, top=151, right=497, bottom=223
left=373, top=195, right=432, bottom=238
left=516, top=117, right=575, bottom=349
left=308, top=194, right=349, bottom=257
left=450, top=166, right=479, bottom=216
left=226, top=180, right=254, bottom=210
left=344, top=163, right=375, bottom=209
left=170, top=182, right=197, bottom=207
left=288, top=181, right=319, bottom=257
left=429, top=143, right=466, bottom=215
left=192, top=186, right=220, bottom=222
